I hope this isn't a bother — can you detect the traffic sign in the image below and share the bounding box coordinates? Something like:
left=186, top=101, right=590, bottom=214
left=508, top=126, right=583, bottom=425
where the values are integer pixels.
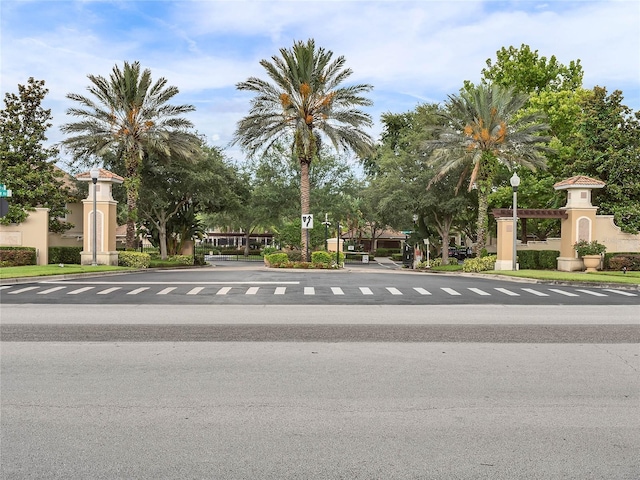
left=301, top=214, right=314, bottom=229
left=0, top=184, right=12, bottom=197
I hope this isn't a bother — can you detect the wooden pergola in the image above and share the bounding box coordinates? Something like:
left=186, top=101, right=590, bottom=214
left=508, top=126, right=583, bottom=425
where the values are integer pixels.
left=491, top=209, right=568, bottom=244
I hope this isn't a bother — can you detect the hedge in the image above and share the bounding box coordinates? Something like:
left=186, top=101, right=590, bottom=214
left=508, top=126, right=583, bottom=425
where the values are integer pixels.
left=118, top=251, right=150, bottom=268
left=516, top=250, right=559, bottom=270
left=0, top=246, right=37, bottom=266
left=462, top=255, right=497, bottom=272
left=605, top=253, right=640, bottom=271
left=49, top=246, right=82, bottom=265
left=374, top=248, right=400, bottom=257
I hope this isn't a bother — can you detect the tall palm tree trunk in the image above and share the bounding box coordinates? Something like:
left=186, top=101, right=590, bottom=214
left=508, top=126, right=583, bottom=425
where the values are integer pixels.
left=300, top=160, right=310, bottom=261
left=475, top=189, right=489, bottom=255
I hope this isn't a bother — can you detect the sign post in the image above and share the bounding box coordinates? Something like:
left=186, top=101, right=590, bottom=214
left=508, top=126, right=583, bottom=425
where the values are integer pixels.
left=0, top=184, right=12, bottom=218
left=301, top=214, right=313, bottom=261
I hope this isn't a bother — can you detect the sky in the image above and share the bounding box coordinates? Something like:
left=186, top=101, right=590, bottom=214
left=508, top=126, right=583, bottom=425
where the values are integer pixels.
left=1, top=0, right=639, bottom=167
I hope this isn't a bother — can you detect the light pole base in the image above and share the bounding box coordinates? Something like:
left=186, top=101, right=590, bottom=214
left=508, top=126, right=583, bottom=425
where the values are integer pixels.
left=494, top=260, right=519, bottom=271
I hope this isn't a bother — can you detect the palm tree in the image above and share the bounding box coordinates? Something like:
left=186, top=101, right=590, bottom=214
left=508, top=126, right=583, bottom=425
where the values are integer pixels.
left=61, top=61, right=200, bottom=249
left=427, top=84, right=553, bottom=254
left=233, top=39, right=374, bottom=261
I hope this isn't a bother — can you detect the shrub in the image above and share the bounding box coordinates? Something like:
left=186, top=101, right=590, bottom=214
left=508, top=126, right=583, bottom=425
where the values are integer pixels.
left=374, top=248, right=400, bottom=257
left=311, top=251, right=333, bottom=264
left=391, top=253, right=403, bottom=261
left=264, top=253, right=288, bottom=266
left=517, top=250, right=539, bottom=270
left=538, top=250, right=559, bottom=269
left=462, top=255, right=497, bottom=272
left=262, top=246, right=280, bottom=256
left=168, top=255, right=193, bottom=266
left=606, top=254, right=640, bottom=271
left=49, top=246, right=82, bottom=264
left=118, top=251, right=150, bottom=268
left=573, top=240, right=606, bottom=257
left=0, top=247, right=37, bottom=266
left=286, top=251, right=302, bottom=262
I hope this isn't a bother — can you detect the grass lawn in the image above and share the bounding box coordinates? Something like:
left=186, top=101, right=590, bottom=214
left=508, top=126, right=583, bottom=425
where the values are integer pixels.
left=0, top=264, right=133, bottom=280
left=489, top=269, right=640, bottom=285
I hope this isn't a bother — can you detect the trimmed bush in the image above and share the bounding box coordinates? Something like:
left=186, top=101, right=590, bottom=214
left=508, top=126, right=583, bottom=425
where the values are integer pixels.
left=311, top=251, right=333, bottom=264
left=0, top=246, right=37, bottom=266
left=168, top=255, right=194, bottom=266
left=49, top=246, right=82, bottom=265
left=538, top=250, right=559, bottom=269
left=517, top=250, right=538, bottom=270
left=462, top=255, right=497, bottom=272
left=264, top=253, right=288, bottom=266
left=374, top=248, right=400, bottom=257
left=606, top=253, right=640, bottom=271
left=286, top=251, right=302, bottom=262
left=118, top=251, right=150, bottom=268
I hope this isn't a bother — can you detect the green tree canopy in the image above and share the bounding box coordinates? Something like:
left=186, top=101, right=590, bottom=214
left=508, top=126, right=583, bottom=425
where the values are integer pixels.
left=61, top=61, right=201, bottom=248
left=0, top=78, right=74, bottom=232
left=233, top=38, right=374, bottom=260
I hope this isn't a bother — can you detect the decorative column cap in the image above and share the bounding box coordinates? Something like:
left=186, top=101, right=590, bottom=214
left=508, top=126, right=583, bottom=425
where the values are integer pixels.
left=553, top=175, right=605, bottom=190
left=76, top=168, right=124, bottom=184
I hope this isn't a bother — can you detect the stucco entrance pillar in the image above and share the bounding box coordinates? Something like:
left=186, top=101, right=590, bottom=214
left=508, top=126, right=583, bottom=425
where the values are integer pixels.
left=494, top=217, right=517, bottom=270
left=554, top=176, right=605, bottom=272
left=76, top=169, right=124, bottom=265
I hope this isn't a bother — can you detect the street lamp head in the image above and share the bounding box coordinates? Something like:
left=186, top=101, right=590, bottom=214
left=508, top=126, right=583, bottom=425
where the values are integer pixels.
left=510, top=172, right=520, bottom=190
left=412, top=214, right=418, bottom=223
left=90, top=168, right=100, bottom=184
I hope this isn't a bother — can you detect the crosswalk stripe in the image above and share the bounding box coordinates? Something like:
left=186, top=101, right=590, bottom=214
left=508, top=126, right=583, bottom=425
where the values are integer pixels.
left=468, top=288, right=490, bottom=296
left=304, top=287, right=315, bottom=295
left=548, top=288, right=579, bottom=297
left=413, top=287, right=431, bottom=295
left=8, top=286, right=40, bottom=295
left=187, top=287, right=205, bottom=295
left=157, top=287, right=176, bottom=295
left=386, top=287, right=402, bottom=295
left=521, top=288, right=548, bottom=297
left=575, top=289, right=608, bottom=297
left=441, top=288, right=460, bottom=296
left=603, top=289, right=637, bottom=297
left=97, top=287, right=121, bottom=295
left=495, top=288, right=519, bottom=296
left=37, top=286, right=67, bottom=295
left=0, top=285, right=13, bottom=291
left=246, top=287, right=259, bottom=295
left=216, top=287, right=232, bottom=295
left=274, top=287, right=286, bottom=295
left=331, top=287, right=344, bottom=295
left=359, top=287, right=373, bottom=295
left=68, top=287, right=94, bottom=295
left=127, top=287, right=149, bottom=295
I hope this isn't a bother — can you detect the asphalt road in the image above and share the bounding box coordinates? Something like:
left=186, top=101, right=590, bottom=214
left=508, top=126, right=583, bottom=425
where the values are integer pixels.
left=1, top=264, right=639, bottom=479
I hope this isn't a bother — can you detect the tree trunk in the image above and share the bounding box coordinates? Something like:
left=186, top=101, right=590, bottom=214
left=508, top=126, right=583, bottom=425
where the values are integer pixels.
left=433, top=213, right=454, bottom=265
left=244, top=230, right=251, bottom=257
left=159, top=221, right=168, bottom=260
left=126, top=188, right=137, bottom=250
left=475, top=189, right=489, bottom=255
left=300, top=161, right=310, bottom=261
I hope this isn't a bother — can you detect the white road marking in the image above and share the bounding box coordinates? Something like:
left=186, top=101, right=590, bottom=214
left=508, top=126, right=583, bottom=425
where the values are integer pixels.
left=548, top=288, right=579, bottom=297
left=127, top=287, right=149, bottom=295
left=68, top=287, right=94, bottom=295
left=0, top=286, right=11, bottom=290
left=359, top=287, right=374, bottom=295
left=575, top=289, right=608, bottom=297
left=441, top=288, right=460, bottom=296
left=304, top=287, right=315, bottom=295
left=468, top=288, right=491, bottom=296
left=274, top=287, right=286, bottom=295
left=37, top=286, right=67, bottom=295
left=386, top=287, right=403, bottom=295
left=187, top=287, right=205, bottom=295
left=216, top=287, right=232, bottom=295
left=331, top=287, right=344, bottom=295
left=246, top=287, right=259, bottom=295
left=521, top=288, right=549, bottom=297
left=495, top=288, right=519, bottom=296
left=8, top=286, right=40, bottom=295
left=157, top=287, right=176, bottom=295
left=413, top=288, right=431, bottom=295
left=97, top=287, right=121, bottom=295
left=603, top=289, right=637, bottom=297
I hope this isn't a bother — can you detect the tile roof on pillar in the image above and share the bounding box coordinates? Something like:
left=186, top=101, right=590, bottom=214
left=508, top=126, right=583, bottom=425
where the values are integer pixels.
left=76, top=168, right=125, bottom=183
left=553, top=175, right=605, bottom=190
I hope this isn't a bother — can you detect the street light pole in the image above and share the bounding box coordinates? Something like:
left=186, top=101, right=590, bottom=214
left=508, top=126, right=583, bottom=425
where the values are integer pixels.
left=322, top=213, right=331, bottom=251
left=90, top=168, right=100, bottom=266
left=510, top=172, right=520, bottom=271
